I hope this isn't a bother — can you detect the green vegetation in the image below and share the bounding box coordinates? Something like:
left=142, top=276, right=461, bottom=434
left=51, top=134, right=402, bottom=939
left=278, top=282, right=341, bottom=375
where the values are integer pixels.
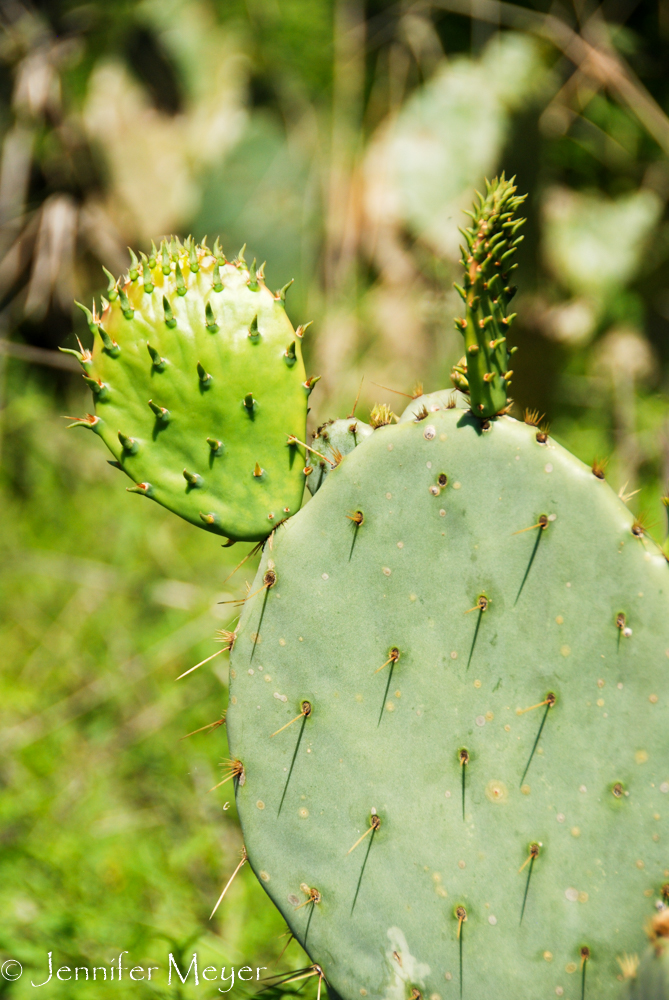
left=0, top=371, right=308, bottom=996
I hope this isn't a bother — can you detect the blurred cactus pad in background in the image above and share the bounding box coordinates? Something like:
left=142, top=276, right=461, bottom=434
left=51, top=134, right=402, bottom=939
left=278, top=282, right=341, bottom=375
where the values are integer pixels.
left=2, top=1, right=669, bottom=999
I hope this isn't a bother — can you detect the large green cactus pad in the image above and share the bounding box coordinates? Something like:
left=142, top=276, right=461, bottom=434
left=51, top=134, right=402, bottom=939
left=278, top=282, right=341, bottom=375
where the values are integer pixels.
left=68, top=245, right=309, bottom=541
left=226, top=406, right=669, bottom=1000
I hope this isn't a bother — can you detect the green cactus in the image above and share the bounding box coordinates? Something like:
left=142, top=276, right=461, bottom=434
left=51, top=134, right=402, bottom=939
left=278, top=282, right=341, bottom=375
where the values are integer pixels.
left=66, top=178, right=669, bottom=999
left=222, top=179, right=669, bottom=998
left=64, top=240, right=311, bottom=542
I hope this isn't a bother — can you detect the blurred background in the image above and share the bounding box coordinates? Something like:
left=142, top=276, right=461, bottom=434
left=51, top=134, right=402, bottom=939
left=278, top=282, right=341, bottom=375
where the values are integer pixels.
left=1, top=0, right=669, bottom=995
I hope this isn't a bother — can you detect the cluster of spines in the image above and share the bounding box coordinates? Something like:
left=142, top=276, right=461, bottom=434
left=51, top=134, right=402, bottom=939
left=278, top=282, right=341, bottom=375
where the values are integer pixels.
left=451, top=176, right=526, bottom=419
left=68, top=237, right=299, bottom=359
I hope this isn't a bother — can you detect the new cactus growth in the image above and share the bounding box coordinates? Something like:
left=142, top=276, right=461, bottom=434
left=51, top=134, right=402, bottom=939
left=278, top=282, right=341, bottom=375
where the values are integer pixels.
left=68, top=179, right=669, bottom=999
left=65, top=239, right=310, bottom=541
left=450, top=177, right=524, bottom=418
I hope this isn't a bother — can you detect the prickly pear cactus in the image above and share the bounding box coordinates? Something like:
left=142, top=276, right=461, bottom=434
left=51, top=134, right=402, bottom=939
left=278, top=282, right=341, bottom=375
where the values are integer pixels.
left=224, top=179, right=669, bottom=1000
left=64, top=240, right=311, bottom=541
left=65, top=179, right=669, bottom=1000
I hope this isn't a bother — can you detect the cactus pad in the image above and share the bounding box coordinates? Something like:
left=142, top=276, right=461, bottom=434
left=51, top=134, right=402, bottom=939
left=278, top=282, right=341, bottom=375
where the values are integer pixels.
left=66, top=243, right=310, bottom=541
left=226, top=406, right=669, bottom=1000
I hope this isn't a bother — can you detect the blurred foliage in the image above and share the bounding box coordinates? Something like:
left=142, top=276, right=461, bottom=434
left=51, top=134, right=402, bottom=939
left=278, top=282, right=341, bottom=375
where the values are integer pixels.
left=2, top=0, right=669, bottom=994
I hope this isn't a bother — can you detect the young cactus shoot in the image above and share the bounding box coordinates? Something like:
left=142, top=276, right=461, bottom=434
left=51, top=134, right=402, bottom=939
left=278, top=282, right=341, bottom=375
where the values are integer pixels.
left=451, top=175, right=525, bottom=418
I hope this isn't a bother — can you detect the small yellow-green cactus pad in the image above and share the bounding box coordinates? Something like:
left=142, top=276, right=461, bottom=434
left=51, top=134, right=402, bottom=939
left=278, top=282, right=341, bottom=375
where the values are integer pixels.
left=227, top=407, right=669, bottom=1000
left=71, top=245, right=309, bottom=541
